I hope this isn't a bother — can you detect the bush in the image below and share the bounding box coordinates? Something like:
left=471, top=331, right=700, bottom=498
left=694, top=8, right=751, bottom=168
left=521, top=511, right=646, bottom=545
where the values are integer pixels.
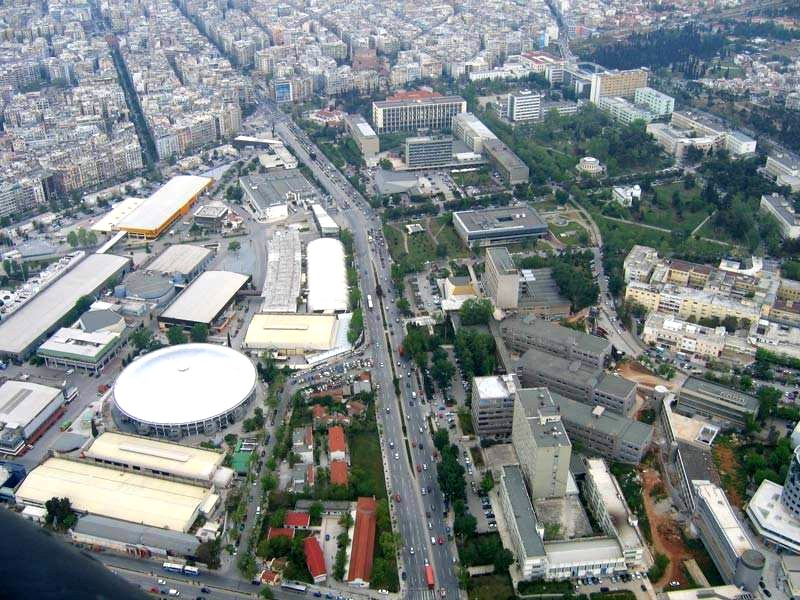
left=648, top=552, right=669, bottom=581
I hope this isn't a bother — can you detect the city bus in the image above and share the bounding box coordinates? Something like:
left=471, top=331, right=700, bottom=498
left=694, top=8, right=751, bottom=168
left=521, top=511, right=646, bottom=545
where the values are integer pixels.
left=281, top=581, right=308, bottom=594
left=162, top=562, right=184, bottom=574
left=425, top=565, right=435, bottom=590
left=183, top=566, right=200, bottom=576
left=367, top=294, right=374, bottom=309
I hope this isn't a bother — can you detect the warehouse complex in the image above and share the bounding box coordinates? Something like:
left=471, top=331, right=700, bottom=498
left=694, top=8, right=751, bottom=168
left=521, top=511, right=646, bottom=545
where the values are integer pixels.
left=144, top=244, right=213, bottom=286
left=15, top=457, right=219, bottom=532
left=306, top=238, right=348, bottom=313
left=241, top=171, right=315, bottom=222
left=113, top=343, right=257, bottom=437
left=158, top=270, right=250, bottom=330
left=116, top=175, right=213, bottom=239
left=262, top=229, right=302, bottom=313
left=244, top=313, right=341, bottom=355
left=0, top=381, right=65, bottom=455
left=0, top=253, right=129, bottom=360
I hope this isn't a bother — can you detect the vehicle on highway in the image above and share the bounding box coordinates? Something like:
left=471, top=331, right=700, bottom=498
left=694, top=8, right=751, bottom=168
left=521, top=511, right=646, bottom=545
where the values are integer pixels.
left=425, top=565, right=435, bottom=590
left=282, top=581, right=309, bottom=593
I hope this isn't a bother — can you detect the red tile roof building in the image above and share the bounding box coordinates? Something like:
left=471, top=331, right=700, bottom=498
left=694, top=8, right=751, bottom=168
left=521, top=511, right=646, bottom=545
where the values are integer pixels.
left=328, top=425, right=347, bottom=462
left=330, top=459, right=349, bottom=486
left=304, top=535, right=327, bottom=583
left=285, top=511, right=311, bottom=529
left=267, top=527, right=295, bottom=540
left=346, top=497, right=377, bottom=585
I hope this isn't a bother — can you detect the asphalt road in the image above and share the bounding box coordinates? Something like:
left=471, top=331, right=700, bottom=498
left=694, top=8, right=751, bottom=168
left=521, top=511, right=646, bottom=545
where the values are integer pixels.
left=267, top=105, right=459, bottom=599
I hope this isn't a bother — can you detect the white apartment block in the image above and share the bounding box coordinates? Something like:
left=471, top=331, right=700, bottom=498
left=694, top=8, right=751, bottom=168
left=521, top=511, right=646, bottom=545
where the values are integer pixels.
left=453, top=112, right=498, bottom=153
left=507, top=90, right=543, bottom=122
left=623, top=245, right=660, bottom=284
left=642, top=313, right=727, bottom=359
left=598, top=96, right=656, bottom=125
left=633, top=87, right=675, bottom=116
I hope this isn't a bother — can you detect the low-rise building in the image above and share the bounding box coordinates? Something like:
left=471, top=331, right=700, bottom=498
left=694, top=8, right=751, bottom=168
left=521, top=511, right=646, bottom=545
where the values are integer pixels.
left=612, top=185, right=642, bottom=207
left=158, top=271, right=250, bottom=332
left=453, top=207, right=547, bottom=247
left=0, top=380, right=64, bottom=455
left=304, top=536, right=327, bottom=583
left=483, top=138, right=529, bottom=185
left=634, top=87, right=675, bottom=116
left=765, top=151, right=800, bottom=192
left=760, top=193, right=800, bottom=239
left=598, top=96, right=656, bottom=125
left=676, top=377, right=759, bottom=430
left=576, top=156, right=605, bottom=175
left=642, top=313, right=727, bottom=359
left=624, top=245, right=660, bottom=284
left=292, top=426, right=314, bottom=465
left=346, top=497, right=377, bottom=586
left=145, top=244, right=213, bottom=286
left=38, top=309, right=127, bottom=375
left=517, top=269, right=571, bottom=321
left=193, top=202, right=230, bottom=231
left=328, top=426, right=348, bottom=464
left=498, top=464, right=547, bottom=579
left=344, top=114, right=379, bottom=167
left=471, top=374, right=519, bottom=441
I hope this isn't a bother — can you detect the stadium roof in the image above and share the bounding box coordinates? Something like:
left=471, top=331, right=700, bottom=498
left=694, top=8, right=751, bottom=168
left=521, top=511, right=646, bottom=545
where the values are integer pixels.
left=117, top=176, right=211, bottom=234
left=160, top=271, right=249, bottom=325
left=145, top=244, right=211, bottom=276
left=113, top=344, right=257, bottom=427
left=15, top=457, right=216, bottom=532
left=0, top=380, right=62, bottom=429
left=347, top=497, right=377, bottom=583
left=0, top=253, right=129, bottom=358
left=84, top=432, right=224, bottom=482
left=244, top=313, right=339, bottom=352
left=307, top=238, right=347, bottom=313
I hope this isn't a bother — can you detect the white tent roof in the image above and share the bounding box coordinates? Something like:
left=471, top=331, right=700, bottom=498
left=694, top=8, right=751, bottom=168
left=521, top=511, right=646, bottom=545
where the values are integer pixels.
left=306, top=238, right=348, bottom=313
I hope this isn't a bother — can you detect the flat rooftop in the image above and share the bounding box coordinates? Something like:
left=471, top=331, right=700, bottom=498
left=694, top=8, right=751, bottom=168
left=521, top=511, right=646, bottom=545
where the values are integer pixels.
left=159, top=270, right=249, bottom=325
left=511, top=315, right=611, bottom=357
left=15, top=457, right=216, bottom=532
left=585, top=458, right=644, bottom=552
left=145, top=244, right=211, bottom=276
left=474, top=375, right=517, bottom=401
left=244, top=313, right=339, bottom=352
left=681, top=377, right=759, bottom=413
left=84, top=432, right=225, bottom=482
left=519, top=348, right=600, bottom=388
left=501, top=464, right=545, bottom=558
left=38, top=327, right=120, bottom=361
left=486, top=246, right=516, bottom=274
left=0, top=380, right=62, bottom=429
left=454, top=206, right=546, bottom=235
left=693, top=480, right=753, bottom=557
left=373, top=94, right=465, bottom=108
left=117, top=176, right=211, bottom=232
left=0, top=253, right=129, bottom=357
left=552, top=393, right=653, bottom=448
left=543, top=537, right=623, bottom=566
left=515, top=387, right=571, bottom=449
left=262, top=229, right=302, bottom=313
left=240, top=172, right=315, bottom=211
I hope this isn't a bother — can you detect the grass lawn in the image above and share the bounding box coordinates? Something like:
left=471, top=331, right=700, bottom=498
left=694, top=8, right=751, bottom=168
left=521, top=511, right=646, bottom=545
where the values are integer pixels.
left=468, top=574, right=516, bottom=600
left=549, top=220, right=590, bottom=247
left=458, top=410, right=475, bottom=436
left=639, top=182, right=710, bottom=235
left=383, top=222, right=437, bottom=271
left=349, top=430, right=387, bottom=500
left=433, top=216, right=469, bottom=258
left=383, top=223, right=405, bottom=259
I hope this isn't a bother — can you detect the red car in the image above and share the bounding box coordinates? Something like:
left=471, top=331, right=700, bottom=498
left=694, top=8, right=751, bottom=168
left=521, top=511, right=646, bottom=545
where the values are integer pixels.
left=416, top=464, right=422, bottom=473
left=394, top=493, right=401, bottom=502
left=437, top=537, right=444, bottom=545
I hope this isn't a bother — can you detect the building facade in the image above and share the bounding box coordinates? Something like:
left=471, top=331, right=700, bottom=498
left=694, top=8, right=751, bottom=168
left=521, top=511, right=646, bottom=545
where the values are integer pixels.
left=471, top=374, right=519, bottom=440
left=484, top=246, right=519, bottom=310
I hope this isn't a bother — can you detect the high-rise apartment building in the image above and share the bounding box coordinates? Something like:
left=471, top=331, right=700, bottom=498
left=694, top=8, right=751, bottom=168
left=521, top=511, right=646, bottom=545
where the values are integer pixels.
left=589, top=68, right=649, bottom=104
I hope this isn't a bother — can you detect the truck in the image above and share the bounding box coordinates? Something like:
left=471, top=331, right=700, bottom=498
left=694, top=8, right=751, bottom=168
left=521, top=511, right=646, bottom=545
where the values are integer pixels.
left=425, top=565, right=435, bottom=590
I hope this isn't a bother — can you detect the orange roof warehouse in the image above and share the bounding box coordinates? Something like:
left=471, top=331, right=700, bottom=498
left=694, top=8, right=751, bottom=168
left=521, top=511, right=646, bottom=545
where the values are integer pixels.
left=116, top=175, right=212, bottom=239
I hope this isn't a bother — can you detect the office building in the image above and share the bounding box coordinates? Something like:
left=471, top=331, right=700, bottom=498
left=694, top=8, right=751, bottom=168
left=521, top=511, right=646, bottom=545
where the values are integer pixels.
left=623, top=245, right=660, bottom=284
left=634, top=87, right=675, bottom=116
left=512, top=387, right=571, bottom=499
left=583, top=458, right=646, bottom=566
left=371, top=93, right=466, bottom=133
left=471, top=374, right=519, bottom=440
left=193, top=202, right=229, bottom=231
left=589, top=68, right=649, bottom=104
left=484, top=246, right=519, bottom=309
left=483, top=138, right=529, bottom=185
left=551, top=394, right=653, bottom=464
left=344, top=113, right=379, bottom=166
left=453, top=112, right=497, bottom=153
left=676, top=377, right=759, bottom=430
left=506, top=90, right=544, bottom=123
left=37, top=311, right=127, bottom=375
left=747, top=451, right=800, bottom=554
left=500, top=315, right=611, bottom=369
left=517, top=269, right=571, bottom=321
left=498, top=464, right=547, bottom=579
left=453, top=206, right=547, bottom=247
left=642, top=314, right=727, bottom=359
left=598, top=96, right=656, bottom=125
left=692, top=480, right=764, bottom=592
left=404, top=136, right=454, bottom=168
left=760, top=193, right=800, bottom=239
left=765, top=151, right=800, bottom=192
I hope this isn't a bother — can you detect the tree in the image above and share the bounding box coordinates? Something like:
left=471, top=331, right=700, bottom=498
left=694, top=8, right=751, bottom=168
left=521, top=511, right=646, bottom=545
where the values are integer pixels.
left=44, top=497, right=77, bottom=531
left=190, top=323, right=209, bottom=343
left=310, top=501, right=324, bottom=524
left=458, top=298, right=493, bottom=326
left=396, top=298, right=411, bottom=316
left=196, top=539, right=221, bottom=569
left=167, top=325, right=187, bottom=345
left=130, top=328, right=152, bottom=351
left=90, top=418, right=99, bottom=438
left=260, top=587, right=275, bottom=599
left=67, top=230, right=79, bottom=248
left=228, top=240, right=241, bottom=253
left=480, top=471, right=494, bottom=494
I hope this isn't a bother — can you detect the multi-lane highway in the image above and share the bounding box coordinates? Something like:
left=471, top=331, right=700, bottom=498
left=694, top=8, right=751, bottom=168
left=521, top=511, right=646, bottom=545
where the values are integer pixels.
left=266, top=105, right=460, bottom=599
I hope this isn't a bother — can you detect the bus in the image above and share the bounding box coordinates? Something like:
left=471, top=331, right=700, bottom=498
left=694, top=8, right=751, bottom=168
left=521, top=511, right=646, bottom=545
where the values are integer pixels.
left=367, top=294, right=374, bottom=309
left=425, top=565, right=435, bottom=590
left=281, top=581, right=308, bottom=594
left=64, top=386, right=79, bottom=404
left=162, top=562, right=184, bottom=574
left=183, top=566, right=200, bottom=576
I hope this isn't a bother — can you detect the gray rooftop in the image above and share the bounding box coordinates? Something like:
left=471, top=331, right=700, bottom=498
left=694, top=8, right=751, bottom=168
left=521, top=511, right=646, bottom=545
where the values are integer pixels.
left=159, top=271, right=249, bottom=325
left=681, top=377, right=760, bottom=413
left=518, top=268, right=570, bottom=307
left=486, top=246, right=516, bottom=274
left=515, top=388, right=572, bottom=448
left=552, top=393, right=654, bottom=448
left=520, top=348, right=600, bottom=387
left=373, top=95, right=465, bottom=109
left=454, top=206, right=546, bottom=235
left=261, top=229, right=301, bottom=313
left=483, top=138, right=528, bottom=171
left=677, top=441, right=721, bottom=487
left=72, top=514, right=200, bottom=556
left=514, top=315, right=611, bottom=356
left=77, top=309, right=124, bottom=333
left=502, top=464, right=546, bottom=558
left=146, top=244, right=212, bottom=276
left=595, top=373, right=636, bottom=399
left=240, top=172, right=315, bottom=211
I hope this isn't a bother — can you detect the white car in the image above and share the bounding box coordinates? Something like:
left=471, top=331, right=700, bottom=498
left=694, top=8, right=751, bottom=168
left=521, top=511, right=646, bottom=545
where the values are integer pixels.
left=394, top=452, right=400, bottom=460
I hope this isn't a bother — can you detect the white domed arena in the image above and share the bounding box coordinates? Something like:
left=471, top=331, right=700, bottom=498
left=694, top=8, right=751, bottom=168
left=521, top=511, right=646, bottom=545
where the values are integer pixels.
left=113, top=343, right=257, bottom=438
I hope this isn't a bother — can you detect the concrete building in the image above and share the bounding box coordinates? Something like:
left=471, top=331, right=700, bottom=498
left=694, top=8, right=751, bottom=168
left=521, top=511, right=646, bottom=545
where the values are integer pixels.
left=512, top=387, right=572, bottom=499
left=243, top=313, right=341, bottom=356
left=623, top=245, right=661, bottom=284
left=145, top=244, right=213, bottom=286
left=576, top=156, right=605, bottom=175
left=634, top=87, right=675, bottom=116
left=583, top=458, right=645, bottom=566
left=484, top=246, right=520, bottom=309
left=646, top=123, right=718, bottom=160
left=551, top=394, right=653, bottom=464
left=498, top=464, right=547, bottom=579
left=241, top=172, right=315, bottom=223
left=0, top=380, right=64, bottom=455
left=15, top=457, right=219, bottom=533
left=116, top=176, right=212, bottom=240
left=589, top=68, right=649, bottom=104
left=760, top=193, right=800, bottom=239
left=676, top=377, right=759, bottom=430
left=292, top=426, right=314, bottom=465
left=500, top=315, right=611, bottom=369
left=0, top=253, right=130, bottom=360
left=158, top=271, right=250, bottom=331
left=471, top=374, right=519, bottom=440
left=37, top=317, right=126, bottom=375
left=662, top=586, right=756, bottom=600
left=765, top=151, right=800, bottom=192
left=780, top=556, right=800, bottom=600
left=598, top=96, right=656, bottom=125
left=692, top=480, right=764, bottom=592
left=612, top=185, right=642, bottom=207
left=310, top=203, right=339, bottom=237
left=505, top=90, right=544, bottom=123
left=642, top=314, right=727, bottom=359
left=404, top=136, right=454, bottom=168
left=483, top=138, right=529, bottom=185
left=517, top=269, right=572, bottom=321
left=371, top=94, right=466, bottom=133
left=193, top=202, right=229, bottom=231
left=453, top=206, right=547, bottom=247
left=344, top=113, right=379, bottom=166
left=452, top=112, right=498, bottom=153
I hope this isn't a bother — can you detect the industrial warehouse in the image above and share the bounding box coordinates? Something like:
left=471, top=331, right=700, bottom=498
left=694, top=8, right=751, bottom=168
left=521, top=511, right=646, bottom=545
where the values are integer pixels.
left=0, top=380, right=65, bottom=455
left=115, top=175, right=213, bottom=239
left=158, top=270, right=250, bottom=331
left=243, top=313, right=344, bottom=356
left=0, top=252, right=130, bottom=360
left=306, top=238, right=348, bottom=313
left=113, top=343, right=258, bottom=437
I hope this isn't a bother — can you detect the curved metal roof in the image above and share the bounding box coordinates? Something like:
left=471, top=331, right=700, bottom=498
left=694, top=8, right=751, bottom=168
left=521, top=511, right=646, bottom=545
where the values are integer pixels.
left=306, top=238, right=348, bottom=313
